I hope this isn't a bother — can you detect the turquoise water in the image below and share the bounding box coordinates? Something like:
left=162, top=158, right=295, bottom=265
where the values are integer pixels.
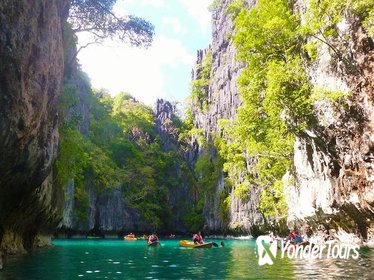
left=0, top=239, right=373, bottom=279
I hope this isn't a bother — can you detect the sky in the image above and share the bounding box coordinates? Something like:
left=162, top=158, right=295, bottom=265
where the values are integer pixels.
left=77, top=0, right=212, bottom=106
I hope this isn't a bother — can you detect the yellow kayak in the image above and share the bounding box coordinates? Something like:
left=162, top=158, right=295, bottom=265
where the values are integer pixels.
left=124, top=235, right=137, bottom=241
left=179, top=240, right=213, bottom=248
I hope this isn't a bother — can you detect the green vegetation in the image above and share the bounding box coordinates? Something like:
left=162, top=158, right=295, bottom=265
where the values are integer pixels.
left=191, top=51, right=213, bottom=112
left=182, top=152, right=223, bottom=231
left=69, top=0, right=154, bottom=47
left=217, top=0, right=304, bottom=218
left=57, top=78, right=190, bottom=229
left=208, top=0, right=223, bottom=12
left=187, top=0, right=370, bottom=225
left=211, top=0, right=367, bottom=220
left=303, top=0, right=373, bottom=69
left=58, top=0, right=372, bottom=232
left=306, top=0, right=373, bottom=37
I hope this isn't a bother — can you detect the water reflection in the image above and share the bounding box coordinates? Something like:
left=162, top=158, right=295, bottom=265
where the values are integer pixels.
left=291, top=247, right=374, bottom=279
left=223, top=240, right=374, bottom=279
left=225, top=241, right=296, bottom=279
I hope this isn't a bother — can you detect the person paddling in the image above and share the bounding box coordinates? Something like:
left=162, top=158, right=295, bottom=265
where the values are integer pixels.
left=148, top=233, right=159, bottom=245
left=193, top=231, right=204, bottom=244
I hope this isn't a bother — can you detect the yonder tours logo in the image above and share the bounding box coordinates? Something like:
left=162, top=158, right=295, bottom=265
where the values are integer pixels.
left=256, top=235, right=360, bottom=266
left=256, top=235, right=278, bottom=265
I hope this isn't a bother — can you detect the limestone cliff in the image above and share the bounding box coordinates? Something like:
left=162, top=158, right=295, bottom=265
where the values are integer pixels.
left=0, top=0, right=68, bottom=253
left=59, top=98, right=194, bottom=235
left=60, top=181, right=151, bottom=234
left=190, top=0, right=263, bottom=233
left=191, top=0, right=373, bottom=239
left=285, top=7, right=374, bottom=239
left=193, top=1, right=374, bottom=239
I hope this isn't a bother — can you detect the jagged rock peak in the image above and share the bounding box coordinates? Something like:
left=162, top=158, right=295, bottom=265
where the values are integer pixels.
left=155, top=99, right=178, bottom=151
left=155, top=99, right=175, bottom=120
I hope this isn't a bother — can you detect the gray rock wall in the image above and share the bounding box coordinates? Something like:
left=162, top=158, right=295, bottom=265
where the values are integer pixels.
left=0, top=0, right=68, bottom=252
left=284, top=14, right=374, bottom=238
left=60, top=184, right=152, bottom=233
left=192, top=0, right=373, bottom=237
left=190, top=0, right=263, bottom=233
left=60, top=99, right=194, bottom=234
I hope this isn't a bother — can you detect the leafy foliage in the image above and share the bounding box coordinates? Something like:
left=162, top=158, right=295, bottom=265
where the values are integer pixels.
left=305, top=0, right=374, bottom=38
left=215, top=0, right=367, bottom=219
left=302, top=0, right=373, bottom=66
left=191, top=51, right=213, bottom=112
left=352, top=0, right=374, bottom=36
left=194, top=154, right=221, bottom=193
left=182, top=200, right=205, bottom=233
left=217, top=0, right=315, bottom=218
left=57, top=80, right=195, bottom=229
left=208, top=0, right=223, bottom=12
left=69, top=0, right=154, bottom=47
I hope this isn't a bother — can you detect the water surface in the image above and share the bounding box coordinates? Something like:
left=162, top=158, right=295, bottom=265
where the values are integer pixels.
left=0, top=239, right=373, bottom=279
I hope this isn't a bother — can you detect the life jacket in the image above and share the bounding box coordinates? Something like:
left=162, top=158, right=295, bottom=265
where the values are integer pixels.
left=193, top=234, right=202, bottom=242
left=294, top=235, right=302, bottom=243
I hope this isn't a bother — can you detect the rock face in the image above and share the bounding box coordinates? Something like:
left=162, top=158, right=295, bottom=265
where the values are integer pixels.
left=155, top=99, right=195, bottom=232
left=284, top=15, right=374, bottom=238
left=190, top=0, right=263, bottom=233
left=63, top=31, right=91, bottom=136
left=0, top=0, right=68, bottom=252
left=192, top=0, right=373, bottom=237
left=155, top=99, right=178, bottom=151
left=60, top=99, right=193, bottom=234
left=60, top=183, right=150, bottom=234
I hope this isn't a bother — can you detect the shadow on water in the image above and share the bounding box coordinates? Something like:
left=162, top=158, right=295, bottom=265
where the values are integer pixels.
left=0, top=239, right=373, bottom=279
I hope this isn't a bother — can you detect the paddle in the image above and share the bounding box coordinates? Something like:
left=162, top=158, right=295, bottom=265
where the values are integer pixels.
left=204, top=240, right=220, bottom=247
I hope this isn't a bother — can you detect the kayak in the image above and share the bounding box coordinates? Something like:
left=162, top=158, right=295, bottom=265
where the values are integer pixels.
left=179, top=240, right=213, bottom=248
left=147, top=241, right=160, bottom=247
left=87, top=236, right=102, bottom=239
left=124, top=236, right=137, bottom=241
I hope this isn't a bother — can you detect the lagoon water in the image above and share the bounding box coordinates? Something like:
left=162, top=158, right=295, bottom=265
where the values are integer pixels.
left=0, top=239, right=373, bottom=279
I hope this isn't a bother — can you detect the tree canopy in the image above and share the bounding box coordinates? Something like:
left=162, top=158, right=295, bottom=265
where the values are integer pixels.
left=68, top=0, right=154, bottom=47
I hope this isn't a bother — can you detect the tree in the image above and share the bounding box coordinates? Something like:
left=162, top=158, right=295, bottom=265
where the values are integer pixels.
left=68, top=0, right=154, bottom=48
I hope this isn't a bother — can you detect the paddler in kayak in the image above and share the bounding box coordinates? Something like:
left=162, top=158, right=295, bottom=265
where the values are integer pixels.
left=147, top=233, right=159, bottom=245
left=193, top=231, right=204, bottom=244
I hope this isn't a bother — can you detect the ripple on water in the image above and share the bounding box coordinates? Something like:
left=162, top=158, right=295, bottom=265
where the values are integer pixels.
left=169, top=264, right=177, bottom=268
left=86, top=270, right=93, bottom=273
